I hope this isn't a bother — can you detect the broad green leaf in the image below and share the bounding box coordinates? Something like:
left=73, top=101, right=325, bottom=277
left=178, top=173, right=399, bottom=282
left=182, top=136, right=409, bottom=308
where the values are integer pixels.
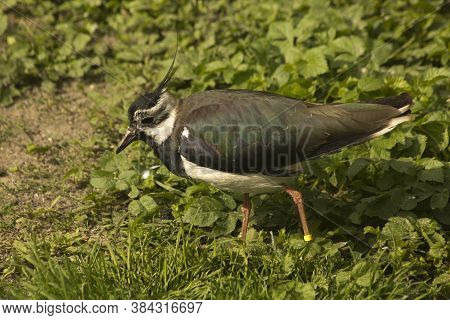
left=379, top=217, right=416, bottom=246
left=298, top=47, right=328, bottom=78
left=72, top=33, right=91, bottom=51
left=423, top=67, right=450, bottom=83
left=347, top=159, right=370, bottom=178
left=118, top=170, right=138, bottom=183
left=268, top=21, right=294, bottom=43
left=0, top=13, right=7, bottom=36
left=98, top=152, right=116, bottom=172
left=128, top=185, right=139, bottom=199
left=115, top=179, right=128, bottom=191
left=116, top=48, right=143, bottom=62
left=390, top=159, right=415, bottom=175
left=430, top=189, right=449, bottom=210
left=422, top=122, right=449, bottom=151
left=140, top=195, right=158, bottom=213
left=336, top=271, right=351, bottom=284
left=184, top=183, right=211, bottom=196
left=370, top=40, right=393, bottom=66
left=219, top=192, right=237, bottom=210
left=128, top=200, right=143, bottom=216
left=204, top=60, right=227, bottom=73
left=272, top=281, right=315, bottom=300
left=331, top=36, right=365, bottom=59
left=417, top=158, right=444, bottom=170
left=358, top=77, right=384, bottom=92
left=184, top=208, right=221, bottom=227
left=212, top=212, right=239, bottom=236
left=295, top=14, right=320, bottom=42
left=376, top=174, right=394, bottom=191
left=433, top=273, right=450, bottom=287
left=418, top=168, right=444, bottom=183
left=230, top=52, right=244, bottom=67
left=356, top=270, right=379, bottom=287
left=272, top=64, right=294, bottom=86
left=400, top=195, right=418, bottom=211
left=183, top=196, right=224, bottom=227
left=90, top=170, right=114, bottom=190
left=114, top=153, right=129, bottom=171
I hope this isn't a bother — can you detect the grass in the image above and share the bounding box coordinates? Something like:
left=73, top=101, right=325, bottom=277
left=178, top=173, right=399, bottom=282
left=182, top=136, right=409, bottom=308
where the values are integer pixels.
left=0, top=0, right=449, bottom=299
left=5, top=222, right=448, bottom=299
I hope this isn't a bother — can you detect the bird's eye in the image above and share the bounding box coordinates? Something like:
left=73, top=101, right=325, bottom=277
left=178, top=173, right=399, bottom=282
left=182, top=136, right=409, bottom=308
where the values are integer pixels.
left=141, top=117, right=154, bottom=125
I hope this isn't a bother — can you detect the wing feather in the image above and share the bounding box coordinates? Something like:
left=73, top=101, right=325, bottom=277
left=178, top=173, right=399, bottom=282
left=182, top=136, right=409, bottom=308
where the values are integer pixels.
left=177, top=90, right=411, bottom=176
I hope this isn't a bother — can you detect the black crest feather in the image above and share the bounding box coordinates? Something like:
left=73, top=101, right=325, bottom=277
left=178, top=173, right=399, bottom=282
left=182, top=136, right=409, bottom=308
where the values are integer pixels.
left=127, top=43, right=178, bottom=121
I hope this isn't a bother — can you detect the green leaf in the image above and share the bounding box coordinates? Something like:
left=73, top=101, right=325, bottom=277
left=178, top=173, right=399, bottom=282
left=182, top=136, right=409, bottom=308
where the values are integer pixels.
left=115, top=179, right=129, bottom=191
left=417, top=158, right=444, bottom=170
left=370, top=41, right=393, bottom=66
left=212, top=212, right=239, bottom=236
left=98, top=152, right=116, bottom=172
left=351, top=261, right=380, bottom=288
left=272, top=281, right=315, bottom=300
left=118, top=170, right=138, bottom=183
left=230, top=52, right=244, bottom=67
left=268, top=21, right=294, bottom=43
left=422, top=122, right=449, bottom=151
left=140, top=195, right=158, bottom=213
left=184, top=209, right=221, bottom=227
left=72, top=33, right=91, bottom=51
left=331, top=36, right=365, bottom=59
left=218, top=192, right=237, bottom=210
left=336, top=271, right=351, bottom=284
left=298, top=47, right=328, bottom=78
left=116, top=48, right=143, bottom=62
left=347, top=158, right=370, bottom=178
left=128, top=200, right=143, bottom=216
left=379, top=217, right=416, bottom=246
left=114, top=154, right=129, bottom=171
left=356, top=270, right=379, bottom=287
left=390, top=159, right=415, bottom=175
left=185, top=183, right=211, bottom=196
left=0, top=13, right=7, bottom=36
left=295, top=14, right=320, bottom=42
left=418, top=168, right=444, bottom=183
left=423, top=67, right=450, bottom=83
left=204, top=60, right=226, bottom=73
left=183, top=196, right=224, bottom=227
left=400, top=195, right=418, bottom=211
left=430, top=189, right=449, bottom=210
left=90, top=170, right=114, bottom=190
left=433, top=273, right=450, bottom=287
left=358, top=77, right=384, bottom=92
left=128, top=185, right=140, bottom=199
left=272, top=64, right=294, bottom=86
left=376, top=174, right=394, bottom=191
left=26, top=144, right=49, bottom=154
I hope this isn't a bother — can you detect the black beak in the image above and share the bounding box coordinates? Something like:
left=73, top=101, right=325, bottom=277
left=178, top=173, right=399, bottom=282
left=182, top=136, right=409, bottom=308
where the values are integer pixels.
left=116, top=128, right=137, bottom=154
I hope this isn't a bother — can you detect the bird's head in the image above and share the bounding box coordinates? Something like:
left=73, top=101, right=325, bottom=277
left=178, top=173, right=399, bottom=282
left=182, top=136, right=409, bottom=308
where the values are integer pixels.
left=116, top=54, right=178, bottom=153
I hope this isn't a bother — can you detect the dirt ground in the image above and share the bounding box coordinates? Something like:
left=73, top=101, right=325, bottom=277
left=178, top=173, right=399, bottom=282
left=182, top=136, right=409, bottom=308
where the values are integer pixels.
left=0, top=83, right=97, bottom=260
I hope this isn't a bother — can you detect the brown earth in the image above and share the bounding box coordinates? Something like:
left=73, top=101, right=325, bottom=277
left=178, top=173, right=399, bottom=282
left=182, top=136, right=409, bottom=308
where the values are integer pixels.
left=0, top=83, right=99, bottom=262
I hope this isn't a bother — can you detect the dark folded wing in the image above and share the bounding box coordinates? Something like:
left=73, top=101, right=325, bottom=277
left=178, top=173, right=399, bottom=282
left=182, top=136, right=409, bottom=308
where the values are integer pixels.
left=178, top=90, right=410, bottom=176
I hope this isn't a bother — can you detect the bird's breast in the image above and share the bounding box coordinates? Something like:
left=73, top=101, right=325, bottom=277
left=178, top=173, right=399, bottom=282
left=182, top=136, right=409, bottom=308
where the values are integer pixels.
left=180, top=155, right=295, bottom=194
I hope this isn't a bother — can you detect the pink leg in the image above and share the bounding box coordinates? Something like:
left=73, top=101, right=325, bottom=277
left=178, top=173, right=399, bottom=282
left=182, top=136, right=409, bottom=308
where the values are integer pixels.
left=241, top=193, right=251, bottom=241
left=284, top=187, right=313, bottom=242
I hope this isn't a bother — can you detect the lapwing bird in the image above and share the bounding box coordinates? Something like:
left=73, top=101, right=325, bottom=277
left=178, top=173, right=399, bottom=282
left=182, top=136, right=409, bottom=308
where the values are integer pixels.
left=116, top=59, right=413, bottom=242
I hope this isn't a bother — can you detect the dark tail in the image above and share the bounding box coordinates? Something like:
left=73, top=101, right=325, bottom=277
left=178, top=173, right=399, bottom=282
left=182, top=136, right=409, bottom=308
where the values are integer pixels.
left=368, top=93, right=413, bottom=114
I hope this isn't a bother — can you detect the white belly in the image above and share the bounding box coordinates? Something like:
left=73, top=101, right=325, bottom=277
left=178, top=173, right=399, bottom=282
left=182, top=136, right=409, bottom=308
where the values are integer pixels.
left=180, top=156, right=295, bottom=194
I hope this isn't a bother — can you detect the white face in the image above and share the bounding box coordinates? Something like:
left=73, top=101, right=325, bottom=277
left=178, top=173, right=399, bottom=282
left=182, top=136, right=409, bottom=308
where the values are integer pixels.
left=133, top=92, right=178, bottom=145
left=140, top=108, right=177, bottom=145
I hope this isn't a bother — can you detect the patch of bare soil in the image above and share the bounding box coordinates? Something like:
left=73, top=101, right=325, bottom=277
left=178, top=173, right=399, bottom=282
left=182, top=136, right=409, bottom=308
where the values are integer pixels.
left=0, top=82, right=97, bottom=261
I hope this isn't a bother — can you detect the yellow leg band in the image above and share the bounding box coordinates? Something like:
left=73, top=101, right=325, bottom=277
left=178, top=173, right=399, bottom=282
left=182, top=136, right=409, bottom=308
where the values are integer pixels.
left=304, top=234, right=314, bottom=242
